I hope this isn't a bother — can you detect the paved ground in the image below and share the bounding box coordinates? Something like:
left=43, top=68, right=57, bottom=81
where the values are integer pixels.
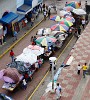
left=0, top=0, right=90, bottom=100
left=40, top=0, right=90, bottom=100
left=41, top=22, right=90, bottom=100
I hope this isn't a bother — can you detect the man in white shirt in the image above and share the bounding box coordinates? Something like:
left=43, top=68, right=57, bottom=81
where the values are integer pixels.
left=43, top=10, right=47, bottom=20
left=55, top=83, right=62, bottom=100
left=82, top=19, right=85, bottom=29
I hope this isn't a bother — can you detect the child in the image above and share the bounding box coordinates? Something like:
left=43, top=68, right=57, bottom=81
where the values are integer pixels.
left=77, top=64, right=81, bottom=75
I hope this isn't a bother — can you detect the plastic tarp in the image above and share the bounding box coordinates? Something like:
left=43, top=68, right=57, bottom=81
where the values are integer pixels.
left=0, top=68, right=23, bottom=83
left=37, top=28, right=52, bottom=36
left=23, top=46, right=44, bottom=56
left=17, top=4, right=32, bottom=13
left=16, top=53, right=37, bottom=65
left=0, top=12, right=18, bottom=24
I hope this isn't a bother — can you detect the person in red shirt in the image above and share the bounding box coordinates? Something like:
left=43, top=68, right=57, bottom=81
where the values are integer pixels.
left=10, top=50, right=15, bottom=62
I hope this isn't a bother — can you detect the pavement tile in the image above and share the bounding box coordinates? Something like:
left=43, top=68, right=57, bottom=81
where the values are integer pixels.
left=41, top=20, right=90, bottom=100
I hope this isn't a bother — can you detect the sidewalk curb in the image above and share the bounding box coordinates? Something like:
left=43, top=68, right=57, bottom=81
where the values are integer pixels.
left=0, top=18, right=44, bottom=59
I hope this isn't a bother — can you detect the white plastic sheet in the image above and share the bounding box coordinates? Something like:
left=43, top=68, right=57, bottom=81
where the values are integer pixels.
left=16, top=53, right=37, bottom=65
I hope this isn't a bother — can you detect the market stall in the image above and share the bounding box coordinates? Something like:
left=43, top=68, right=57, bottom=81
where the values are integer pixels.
left=36, top=28, right=51, bottom=36
left=0, top=68, right=23, bottom=91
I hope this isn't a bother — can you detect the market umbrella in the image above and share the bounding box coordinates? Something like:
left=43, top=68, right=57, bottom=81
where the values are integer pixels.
left=66, top=1, right=80, bottom=9
left=50, top=15, right=61, bottom=22
left=27, top=45, right=41, bottom=50
left=63, top=6, right=75, bottom=12
left=35, top=36, right=57, bottom=47
left=60, top=10, right=70, bottom=17
left=51, top=24, right=69, bottom=31
left=0, top=68, right=23, bottom=83
left=0, top=69, right=15, bottom=83
left=59, top=19, right=73, bottom=27
left=65, top=16, right=75, bottom=23
left=3, top=76, right=15, bottom=83
left=72, top=8, right=86, bottom=15
left=51, top=31, right=64, bottom=36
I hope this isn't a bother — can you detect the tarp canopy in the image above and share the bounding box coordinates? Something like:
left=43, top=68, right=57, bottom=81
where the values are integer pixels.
left=17, top=4, right=32, bottom=14
left=0, top=68, right=23, bottom=83
left=0, top=12, right=18, bottom=24
left=16, top=53, right=37, bottom=65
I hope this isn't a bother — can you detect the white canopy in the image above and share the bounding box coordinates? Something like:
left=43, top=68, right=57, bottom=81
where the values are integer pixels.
left=72, top=9, right=86, bottom=15
left=16, top=53, right=37, bottom=65
left=37, top=28, right=51, bottom=36
left=23, top=46, right=44, bottom=56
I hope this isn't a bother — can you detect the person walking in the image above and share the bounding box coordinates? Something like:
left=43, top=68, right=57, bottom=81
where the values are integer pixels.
left=31, top=17, right=34, bottom=26
left=10, top=50, right=15, bottom=62
left=13, top=30, right=18, bottom=42
left=31, top=36, right=34, bottom=42
left=55, top=83, right=62, bottom=100
left=43, top=10, right=47, bottom=20
left=3, top=26, right=7, bottom=43
left=77, top=64, right=81, bottom=75
left=85, top=1, right=87, bottom=11
left=82, top=63, right=88, bottom=78
left=22, top=79, right=27, bottom=90
left=47, top=10, right=50, bottom=19
left=65, top=2, right=68, bottom=7
left=82, top=19, right=85, bottom=29
left=77, top=26, right=81, bottom=36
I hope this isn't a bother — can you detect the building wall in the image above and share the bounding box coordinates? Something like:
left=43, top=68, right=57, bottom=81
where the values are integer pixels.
left=16, top=0, right=24, bottom=8
left=0, top=0, right=17, bottom=18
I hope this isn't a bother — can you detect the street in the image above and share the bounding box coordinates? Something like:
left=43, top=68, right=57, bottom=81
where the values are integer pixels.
left=0, top=0, right=90, bottom=100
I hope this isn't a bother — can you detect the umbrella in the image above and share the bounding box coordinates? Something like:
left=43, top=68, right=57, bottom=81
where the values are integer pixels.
left=50, top=15, right=61, bottom=22
left=27, top=45, right=41, bottom=50
left=72, top=8, right=86, bottom=15
left=23, top=45, right=44, bottom=56
left=3, top=76, right=15, bottom=83
left=60, top=10, right=70, bottom=17
left=59, top=19, right=73, bottom=27
left=63, top=6, right=75, bottom=12
left=51, top=24, right=69, bottom=31
left=51, top=31, right=64, bottom=36
left=65, top=16, right=75, bottom=23
left=35, top=36, right=57, bottom=47
left=66, top=1, right=80, bottom=9
left=0, top=68, right=23, bottom=83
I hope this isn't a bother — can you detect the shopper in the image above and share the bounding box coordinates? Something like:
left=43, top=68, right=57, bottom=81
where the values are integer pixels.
left=77, top=26, right=81, bottom=36
left=43, top=10, right=47, bottom=20
left=48, top=10, right=51, bottom=20
left=31, top=17, right=34, bottom=26
left=22, top=79, right=27, bottom=90
left=13, top=30, right=18, bottom=42
left=3, top=26, right=7, bottom=43
left=43, top=4, right=46, bottom=11
left=77, top=64, right=81, bottom=75
left=31, top=36, right=34, bottom=42
left=82, top=63, right=88, bottom=78
left=82, top=19, right=85, bottom=29
left=55, top=83, right=62, bottom=100
left=65, top=2, right=68, bottom=7
left=85, top=1, right=87, bottom=11
left=10, top=50, right=15, bottom=62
